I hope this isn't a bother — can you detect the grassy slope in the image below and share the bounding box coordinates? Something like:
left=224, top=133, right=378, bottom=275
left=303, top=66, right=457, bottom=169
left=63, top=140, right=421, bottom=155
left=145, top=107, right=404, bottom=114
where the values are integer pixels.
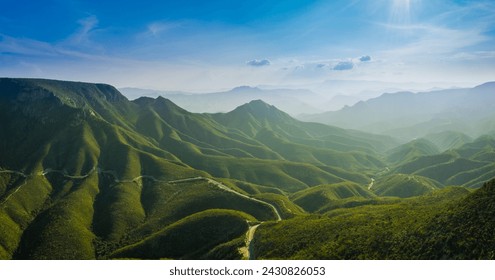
left=386, top=139, right=440, bottom=164
left=254, top=186, right=474, bottom=259
left=395, top=179, right=495, bottom=259
left=124, top=179, right=279, bottom=242
left=14, top=175, right=98, bottom=259
left=372, top=174, right=443, bottom=198
left=393, top=136, right=495, bottom=188
left=0, top=176, right=52, bottom=259
left=423, top=131, right=472, bottom=151
left=252, top=192, right=306, bottom=219
left=291, top=182, right=375, bottom=213
left=109, top=209, right=254, bottom=259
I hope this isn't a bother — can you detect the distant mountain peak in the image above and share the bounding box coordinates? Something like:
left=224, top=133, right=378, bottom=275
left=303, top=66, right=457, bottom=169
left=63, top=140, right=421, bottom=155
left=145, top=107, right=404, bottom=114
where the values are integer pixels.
left=239, top=99, right=276, bottom=112
left=226, top=99, right=296, bottom=125
left=248, top=99, right=270, bottom=106
left=471, top=81, right=495, bottom=92
left=231, top=86, right=262, bottom=93
left=380, top=91, right=415, bottom=98
left=133, top=95, right=186, bottom=113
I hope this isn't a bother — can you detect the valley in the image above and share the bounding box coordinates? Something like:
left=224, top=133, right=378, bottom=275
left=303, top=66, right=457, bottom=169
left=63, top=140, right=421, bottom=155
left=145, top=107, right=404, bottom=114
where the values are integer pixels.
left=1, top=78, right=495, bottom=260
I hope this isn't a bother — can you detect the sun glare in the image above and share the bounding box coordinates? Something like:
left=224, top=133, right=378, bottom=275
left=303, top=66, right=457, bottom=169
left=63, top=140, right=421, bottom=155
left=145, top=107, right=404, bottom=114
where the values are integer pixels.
left=390, top=0, right=415, bottom=25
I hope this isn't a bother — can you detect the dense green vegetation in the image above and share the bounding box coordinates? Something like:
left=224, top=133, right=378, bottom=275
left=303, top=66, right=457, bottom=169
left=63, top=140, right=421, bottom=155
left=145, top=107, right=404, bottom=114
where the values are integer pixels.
left=386, top=139, right=440, bottom=164
left=1, top=78, right=494, bottom=260
left=291, top=182, right=375, bottom=213
left=423, top=131, right=472, bottom=151
left=254, top=185, right=484, bottom=259
left=110, top=209, right=254, bottom=259
left=372, top=174, right=442, bottom=198
left=392, top=135, right=495, bottom=188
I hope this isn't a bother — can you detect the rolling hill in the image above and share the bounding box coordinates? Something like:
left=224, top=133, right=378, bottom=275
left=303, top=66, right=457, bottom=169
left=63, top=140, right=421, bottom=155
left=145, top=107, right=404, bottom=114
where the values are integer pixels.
left=371, top=174, right=443, bottom=198
left=291, top=182, right=375, bottom=213
left=393, top=135, right=495, bottom=188
left=385, top=139, right=440, bottom=164
left=423, top=131, right=472, bottom=152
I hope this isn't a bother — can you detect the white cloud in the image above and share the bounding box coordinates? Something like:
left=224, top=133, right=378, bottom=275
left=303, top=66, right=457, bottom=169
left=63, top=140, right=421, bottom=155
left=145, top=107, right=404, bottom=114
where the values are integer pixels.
left=333, top=61, right=354, bottom=71
left=359, top=55, right=371, bottom=62
left=246, top=59, right=271, bottom=67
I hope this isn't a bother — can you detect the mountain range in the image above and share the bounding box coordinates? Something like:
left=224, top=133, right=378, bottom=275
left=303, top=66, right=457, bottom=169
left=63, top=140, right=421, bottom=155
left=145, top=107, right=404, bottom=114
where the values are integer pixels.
left=120, top=86, right=329, bottom=117
left=301, top=82, right=495, bottom=141
left=1, top=78, right=495, bottom=260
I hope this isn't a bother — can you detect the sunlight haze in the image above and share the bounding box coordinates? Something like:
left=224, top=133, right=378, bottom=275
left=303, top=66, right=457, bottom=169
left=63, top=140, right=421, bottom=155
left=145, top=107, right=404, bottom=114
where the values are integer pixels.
left=1, top=0, right=494, bottom=94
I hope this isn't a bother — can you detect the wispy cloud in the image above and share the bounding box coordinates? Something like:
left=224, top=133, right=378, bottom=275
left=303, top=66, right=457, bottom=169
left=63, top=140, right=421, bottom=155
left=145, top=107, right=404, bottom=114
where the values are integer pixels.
left=0, top=34, right=108, bottom=62
left=146, top=21, right=182, bottom=37
left=0, top=15, right=111, bottom=62
left=0, top=34, right=58, bottom=57
left=382, top=24, right=489, bottom=57
left=66, top=15, right=99, bottom=45
left=380, top=0, right=495, bottom=57
left=449, top=51, right=495, bottom=61
left=433, top=1, right=495, bottom=27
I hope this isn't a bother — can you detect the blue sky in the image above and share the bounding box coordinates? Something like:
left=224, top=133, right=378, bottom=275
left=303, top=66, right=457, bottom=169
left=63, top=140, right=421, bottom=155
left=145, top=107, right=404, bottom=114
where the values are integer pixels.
left=1, top=0, right=494, bottom=92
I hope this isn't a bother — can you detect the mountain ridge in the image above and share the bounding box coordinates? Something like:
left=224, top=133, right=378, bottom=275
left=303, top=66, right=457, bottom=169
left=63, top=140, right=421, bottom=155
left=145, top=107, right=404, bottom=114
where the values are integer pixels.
left=301, top=82, right=495, bottom=140
left=120, top=86, right=326, bottom=116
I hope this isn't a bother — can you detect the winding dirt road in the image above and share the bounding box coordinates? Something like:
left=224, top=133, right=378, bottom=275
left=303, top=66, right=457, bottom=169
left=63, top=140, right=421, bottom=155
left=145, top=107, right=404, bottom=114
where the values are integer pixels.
left=368, top=178, right=375, bottom=190
left=169, top=176, right=284, bottom=260
left=0, top=170, right=29, bottom=206
left=238, top=223, right=261, bottom=260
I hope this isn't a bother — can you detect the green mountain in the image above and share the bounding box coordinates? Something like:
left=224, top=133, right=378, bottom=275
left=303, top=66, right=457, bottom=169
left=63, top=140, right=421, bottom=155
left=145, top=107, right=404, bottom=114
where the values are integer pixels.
left=371, top=174, right=443, bottom=198
left=1, top=78, right=495, bottom=260
left=291, top=182, right=375, bottom=213
left=393, top=135, right=495, bottom=188
left=0, top=78, right=392, bottom=259
left=386, top=138, right=440, bottom=164
left=423, top=131, right=472, bottom=151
